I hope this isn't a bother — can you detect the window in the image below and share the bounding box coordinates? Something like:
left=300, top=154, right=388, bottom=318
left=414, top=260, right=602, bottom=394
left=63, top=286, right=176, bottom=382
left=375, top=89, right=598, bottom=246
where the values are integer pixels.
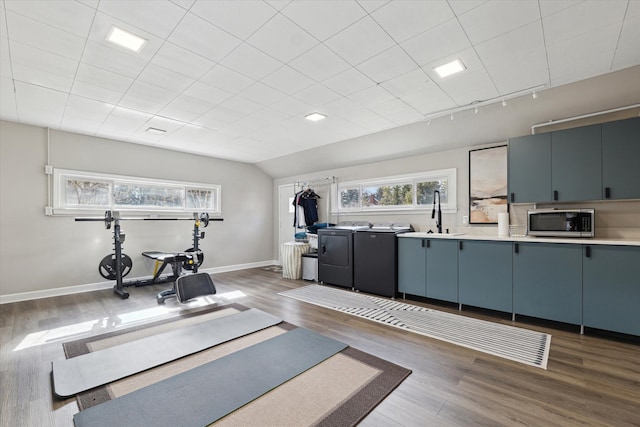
left=333, top=169, right=456, bottom=213
left=53, top=169, right=221, bottom=214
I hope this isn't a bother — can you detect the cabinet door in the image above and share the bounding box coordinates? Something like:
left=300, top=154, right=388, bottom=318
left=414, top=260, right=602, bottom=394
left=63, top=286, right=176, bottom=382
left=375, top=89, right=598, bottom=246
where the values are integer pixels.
left=551, top=124, right=602, bottom=202
left=426, top=239, right=458, bottom=302
left=508, top=133, right=551, bottom=203
left=602, top=117, right=640, bottom=200
left=583, top=245, right=640, bottom=336
left=513, top=243, right=582, bottom=325
left=398, top=238, right=426, bottom=297
left=458, top=240, right=512, bottom=312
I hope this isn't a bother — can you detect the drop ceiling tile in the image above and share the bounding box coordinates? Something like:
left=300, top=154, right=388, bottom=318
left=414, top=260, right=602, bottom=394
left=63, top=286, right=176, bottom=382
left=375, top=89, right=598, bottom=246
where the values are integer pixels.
left=168, top=12, right=241, bottom=62
left=281, top=0, right=367, bottom=41
left=158, top=94, right=215, bottom=123
left=381, top=68, right=430, bottom=98
left=356, top=46, right=418, bottom=84
left=100, top=106, right=153, bottom=134
left=371, top=0, right=454, bottom=43
left=151, top=42, right=216, bottom=79
left=322, top=68, right=375, bottom=96
left=538, top=0, right=584, bottom=18
left=193, top=108, right=235, bottom=129
left=549, top=51, right=617, bottom=87
left=75, top=63, right=133, bottom=92
left=0, top=77, right=18, bottom=121
left=543, top=1, right=627, bottom=45
left=182, top=81, right=233, bottom=105
left=4, top=0, right=95, bottom=38
left=199, top=65, right=255, bottom=94
left=447, top=0, right=487, bottom=16
left=71, top=81, right=126, bottom=105
left=246, top=14, right=318, bottom=63
left=5, top=11, right=86, bottom=61
left=356, top=0, right=389, bottom=14
left=612, top=16, right=640, bottom=70
left=220, top=43, right=283, bottom=80
left=422, top=47, right=485, bottom=85
left=219, top=95, right=263, bottom=115
left=288, top=43, right=351, bottom=81
left=63, top=94, right=113, bottom=121
left=118, top=80, right=178, bottom=114
left=348, top=84, right=395, bottom=107
left=458, top=1, right=540, bottom=44
left=9, top=39, right=78, bottom=80
left=261, top=65, right=315, bottom=96
left=293, top=83, right=342, bottom=107
left=239, top=82, right=288, bottom=106
left=439, top=67, right=499, bottom=105
left=12, top=63, right=74, bottom=93
left=270, top=96, right=314, bottom=116
left=401, top=18, right=471, bottom=67
left=385, top=107, right=425, bottom=126
left=144, top=115, right=186, bottom=133
left=401, top=83, right=456, bottom=115
left=170, top=0, right=196, bottom=10
left=14, top=81, right=67, bottom=124
left=190, top=0, right=277, bottom=40
left=137, top=63, right=195, bottom=93
left=325, top=16, right=396, bottom=65
left=81, top=40, right=149, bottom=78
left=97, top=0, right=187, bottom=39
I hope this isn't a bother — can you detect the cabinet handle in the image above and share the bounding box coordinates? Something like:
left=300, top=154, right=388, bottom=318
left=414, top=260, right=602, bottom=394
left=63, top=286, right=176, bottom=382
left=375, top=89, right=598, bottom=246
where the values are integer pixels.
left=510, top=193, right=515, bottom=203
left=426, top=240, right=430, bottom=248
left=514, top=243, right=519, bottom=254
left=605, top=187, right=611, bottom=199
left=585, top=246, right=591, bottom=258
left=459, top=241, right=463, bottom=250
left=553, top=190, right=559, bottom=201
left=322, top=245, right=326, bottom=254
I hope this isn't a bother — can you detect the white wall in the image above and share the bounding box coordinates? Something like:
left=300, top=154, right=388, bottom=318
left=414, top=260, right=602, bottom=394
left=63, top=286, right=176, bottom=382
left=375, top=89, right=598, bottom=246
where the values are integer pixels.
left=0, top=121, right=274, bottom=300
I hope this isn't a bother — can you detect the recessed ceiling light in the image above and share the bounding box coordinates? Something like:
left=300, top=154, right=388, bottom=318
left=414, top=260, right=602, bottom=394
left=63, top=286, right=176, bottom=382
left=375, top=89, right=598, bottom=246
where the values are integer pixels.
left=146, top=127, right=166, bottom=135
left=434, top=59, right=465, bottom=78
left=305, top=112, right=326, bottom=122
left=106, top=26, right=147, bottom=52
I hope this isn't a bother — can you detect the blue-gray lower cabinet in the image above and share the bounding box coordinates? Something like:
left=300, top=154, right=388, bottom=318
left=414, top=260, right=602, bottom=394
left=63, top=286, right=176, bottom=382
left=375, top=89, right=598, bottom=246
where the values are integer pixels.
left=426, top=239, right=458, bottom=302
left=398, top=238, right=426, bottom=297
left=513, top=243, right=582, bottom=325
left=458, top=240, right=512, bottom=312
left=583, top=245, right=640, bottom=336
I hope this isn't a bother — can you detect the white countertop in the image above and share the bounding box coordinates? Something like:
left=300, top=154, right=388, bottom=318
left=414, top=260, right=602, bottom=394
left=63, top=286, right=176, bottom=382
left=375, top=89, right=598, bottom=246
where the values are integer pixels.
left=398, top=232, right=640, bottom=247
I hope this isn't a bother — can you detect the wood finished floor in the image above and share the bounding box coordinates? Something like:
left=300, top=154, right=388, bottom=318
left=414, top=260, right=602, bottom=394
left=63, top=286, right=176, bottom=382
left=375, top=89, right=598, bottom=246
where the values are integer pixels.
left=1, top=267, right=639, bottom=427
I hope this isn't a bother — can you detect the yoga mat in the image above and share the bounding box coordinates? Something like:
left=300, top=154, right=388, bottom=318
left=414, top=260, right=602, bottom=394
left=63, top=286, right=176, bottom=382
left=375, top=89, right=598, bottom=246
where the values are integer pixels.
left=53, top=308, right=281, bottom=397
left=74, top=328, right=348, bottom=427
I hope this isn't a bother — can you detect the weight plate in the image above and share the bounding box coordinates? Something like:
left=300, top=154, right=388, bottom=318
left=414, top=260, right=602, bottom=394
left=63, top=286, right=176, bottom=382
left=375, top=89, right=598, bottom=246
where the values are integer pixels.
left=199, top=212, right=209, bottom=228
left=98, top=253, right=133, bottom=280
left=182, top=247, right=204, bottom=271
left=104, top=210, right=112, bottom=229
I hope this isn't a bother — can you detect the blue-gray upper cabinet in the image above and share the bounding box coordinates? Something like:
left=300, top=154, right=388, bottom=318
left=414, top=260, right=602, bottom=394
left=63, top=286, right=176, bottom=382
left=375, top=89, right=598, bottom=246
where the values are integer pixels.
left=508, top=133, right=551, bottom=203
left=602, top=117, right=640, bottom=200
left=458, top=240, right=512, bottom=312
left=551, top=124, right=602, bottom=202
left=583, top=245, right=640, bottom=336
left=513, top=243, right=582, bottom=325
left=398, top=238, right=426, bottom=297
left=426, top=239, right=458, bottom=303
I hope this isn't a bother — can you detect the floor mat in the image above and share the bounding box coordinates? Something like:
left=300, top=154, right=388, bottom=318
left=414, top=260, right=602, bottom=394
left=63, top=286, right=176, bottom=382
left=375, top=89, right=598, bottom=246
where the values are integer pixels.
left=280, top=284, right=551, bottom=369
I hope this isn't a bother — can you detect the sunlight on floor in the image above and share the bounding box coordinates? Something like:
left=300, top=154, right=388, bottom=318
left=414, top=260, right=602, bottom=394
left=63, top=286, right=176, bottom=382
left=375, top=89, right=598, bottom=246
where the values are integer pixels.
left=12, top=290, right=246, bottom=352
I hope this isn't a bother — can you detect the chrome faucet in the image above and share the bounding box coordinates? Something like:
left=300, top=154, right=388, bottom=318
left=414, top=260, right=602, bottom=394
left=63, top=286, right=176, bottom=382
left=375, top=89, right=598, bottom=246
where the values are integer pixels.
left=432, top=190, right=442, bottom=234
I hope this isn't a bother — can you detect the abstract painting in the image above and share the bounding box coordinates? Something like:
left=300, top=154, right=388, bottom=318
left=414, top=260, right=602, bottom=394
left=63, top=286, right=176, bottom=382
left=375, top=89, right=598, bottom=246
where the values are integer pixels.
left=469, top=145, right=508, bottom=224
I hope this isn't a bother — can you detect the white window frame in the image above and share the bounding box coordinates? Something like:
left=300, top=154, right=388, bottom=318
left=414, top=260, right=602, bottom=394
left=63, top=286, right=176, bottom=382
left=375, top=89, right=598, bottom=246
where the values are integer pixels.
left=53, top=168, right=221, bottom=215
left=332, top=168, right=457, bottom=214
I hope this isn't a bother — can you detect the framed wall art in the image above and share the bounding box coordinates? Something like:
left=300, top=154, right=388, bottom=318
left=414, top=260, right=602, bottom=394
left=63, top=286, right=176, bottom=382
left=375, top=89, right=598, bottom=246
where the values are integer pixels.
left=469, top=145, right=508, bottom=224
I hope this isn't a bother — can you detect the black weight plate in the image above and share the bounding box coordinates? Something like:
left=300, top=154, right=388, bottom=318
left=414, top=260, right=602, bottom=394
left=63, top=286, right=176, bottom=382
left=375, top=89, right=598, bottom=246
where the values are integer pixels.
left=199, top=212, right=209, bottom=228
left=98, top=254, right=133, bottom=280
left=182, top=247, right=204, bottom=271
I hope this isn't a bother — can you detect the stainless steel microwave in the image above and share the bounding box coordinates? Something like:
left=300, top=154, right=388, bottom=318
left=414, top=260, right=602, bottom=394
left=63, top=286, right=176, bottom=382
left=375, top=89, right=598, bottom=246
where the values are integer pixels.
left=527, top=209, right=595, bottom=238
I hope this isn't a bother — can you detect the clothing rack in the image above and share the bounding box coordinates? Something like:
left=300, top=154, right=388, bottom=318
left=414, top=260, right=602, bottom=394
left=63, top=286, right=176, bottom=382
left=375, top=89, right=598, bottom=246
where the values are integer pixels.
left=293, top=176, right=336, bottom=231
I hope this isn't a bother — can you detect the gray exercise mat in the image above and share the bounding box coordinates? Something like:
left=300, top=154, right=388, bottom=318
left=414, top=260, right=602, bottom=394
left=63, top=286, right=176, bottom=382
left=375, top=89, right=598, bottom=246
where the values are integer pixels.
left=53, top=308, right=281, bottom=397
left=73, top=327, right=348, bottom=427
